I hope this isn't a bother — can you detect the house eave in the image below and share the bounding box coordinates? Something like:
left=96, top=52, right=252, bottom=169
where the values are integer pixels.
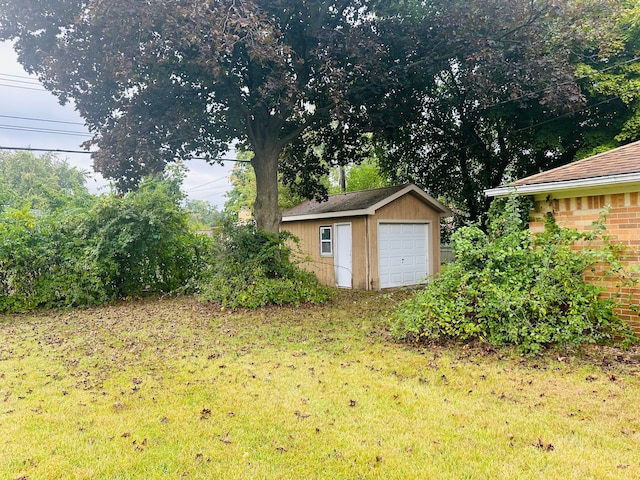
left=282, top=208, right=373, bottom=222
left=485, top=172, right=640, bottom=198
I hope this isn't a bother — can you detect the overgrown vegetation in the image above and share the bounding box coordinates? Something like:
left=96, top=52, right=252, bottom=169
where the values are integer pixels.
left=0, top=173, right=210, bottom=311
left=392, top=196, right=638, bottom=354
left=0, top=152, right=332, bottom=312
left=198, top=223, right=334, bottom=309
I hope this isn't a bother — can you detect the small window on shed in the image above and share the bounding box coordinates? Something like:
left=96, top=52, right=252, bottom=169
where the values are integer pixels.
left=320, top=226, right=333, bottom=256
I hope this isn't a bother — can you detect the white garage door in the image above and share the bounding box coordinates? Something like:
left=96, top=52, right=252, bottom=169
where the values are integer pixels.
left=378, top=223, right=429, bottom=288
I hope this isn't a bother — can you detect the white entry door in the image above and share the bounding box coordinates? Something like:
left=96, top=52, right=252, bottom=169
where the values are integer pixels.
left=334, top=223, right=352, bottom=288
left=378, top=223, right=429, bottom=288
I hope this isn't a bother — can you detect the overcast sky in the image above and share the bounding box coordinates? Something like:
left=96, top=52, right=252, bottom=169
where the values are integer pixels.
left=0, top=41, right=234, bottom=208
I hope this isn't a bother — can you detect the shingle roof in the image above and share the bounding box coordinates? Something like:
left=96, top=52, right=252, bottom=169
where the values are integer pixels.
left=485, top=141, right=640, bottom=197
left=281, top=184, right=450, bottom=220
left=283, top=185, right=406, bottom=217
left=513, top=141, right=640, bottom=186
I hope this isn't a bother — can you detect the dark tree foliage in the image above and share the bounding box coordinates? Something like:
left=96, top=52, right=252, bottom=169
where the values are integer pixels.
left=1, top=0, right=629, bottom=231
left=373, top=0, right=625, bottom=225
left=0, top=0, right=393, bottom=233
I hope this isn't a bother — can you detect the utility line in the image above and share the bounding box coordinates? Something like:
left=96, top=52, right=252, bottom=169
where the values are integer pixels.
left=0, top=124, right=91, bottom=137
left=0, top=146, right=93, bottom=154
left=185, top=175, right=231, bottom=192
left=0, top=82, right=47, bottom=92
left=0, top=72, right=42, bottom=82
left=0, top=114, right=85, bottom=126
left=0, top=145, right=251, bottom=164
left=484, top=55, right=640, bottom=110
left=0, top=76, right=43, bottom=86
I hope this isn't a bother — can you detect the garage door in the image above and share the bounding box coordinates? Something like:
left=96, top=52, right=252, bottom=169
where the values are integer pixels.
left=378, top=223, right=429, bottom=288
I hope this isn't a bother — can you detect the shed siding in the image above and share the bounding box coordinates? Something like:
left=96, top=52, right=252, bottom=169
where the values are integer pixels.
left=282, top=191, right=444, bottom=291
left=283, top=217, right=368, bottom=289
left=529, top=191, right=640, bottom=334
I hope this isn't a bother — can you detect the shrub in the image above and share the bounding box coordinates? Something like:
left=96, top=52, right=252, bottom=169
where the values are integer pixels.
left=0, top=175, right=212, bottom=312
left=198, top=223, right=334, bottom=309
left=78, top=176, right=212, bottom=298
left=391, top=195, right=637, bottom=354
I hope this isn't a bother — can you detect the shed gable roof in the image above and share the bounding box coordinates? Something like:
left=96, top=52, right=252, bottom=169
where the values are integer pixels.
left=282, top=184, right=450, bottom=222
left=486, top=140, right=640, bottom=197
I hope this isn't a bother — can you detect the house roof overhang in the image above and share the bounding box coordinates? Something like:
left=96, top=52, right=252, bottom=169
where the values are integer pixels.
left=485, top=172, right=640, bottom=198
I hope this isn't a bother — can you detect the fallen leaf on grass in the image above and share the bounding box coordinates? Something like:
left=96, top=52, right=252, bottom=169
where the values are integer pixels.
left=200, top=408, right=211, bottom=420
left=294, top=411, right=311, bottom=419
left=349, top=399, right=357, bottom=407
left=533, top=438, right=554, bottom=451
left=220, top=432, right=232, bottom=444
left=275, top=446, right=287, bottom=452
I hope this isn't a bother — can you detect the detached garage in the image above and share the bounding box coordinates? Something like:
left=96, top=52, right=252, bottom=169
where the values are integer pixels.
left=281, top=184, right=451, bottom=290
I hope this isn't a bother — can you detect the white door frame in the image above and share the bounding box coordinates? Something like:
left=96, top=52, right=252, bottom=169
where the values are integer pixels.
left=334, top=222, right=352, bottom=288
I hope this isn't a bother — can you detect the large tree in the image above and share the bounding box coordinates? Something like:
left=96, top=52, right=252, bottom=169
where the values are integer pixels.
left=0, top=0, right=397, bottom=232
left=571, top=1, right=640, bottom=158
left=374, top=0, right=626, bottom=225
left=3, top=1, right=626, bottom=231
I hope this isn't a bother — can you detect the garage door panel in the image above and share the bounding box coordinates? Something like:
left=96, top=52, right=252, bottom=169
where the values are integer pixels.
left=379, top=223, right=429, bottom=289
left=389, top=257, right=402, bottom=267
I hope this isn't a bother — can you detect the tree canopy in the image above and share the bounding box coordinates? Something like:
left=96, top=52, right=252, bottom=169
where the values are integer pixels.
left=375, top=0, right=628, bottom=225
left=1, top=0, right=394, bottom=232
left=1, top=0, right=634, bottom=229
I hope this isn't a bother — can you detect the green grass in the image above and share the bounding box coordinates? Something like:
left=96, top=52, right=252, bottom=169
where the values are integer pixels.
left=1, top=291, right=639, bottom=479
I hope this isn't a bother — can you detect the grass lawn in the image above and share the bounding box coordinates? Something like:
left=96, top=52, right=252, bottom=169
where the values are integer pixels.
left=1, top=290, right=639, bottom=479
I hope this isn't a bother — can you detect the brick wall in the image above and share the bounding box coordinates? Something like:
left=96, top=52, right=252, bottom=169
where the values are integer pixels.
left=530, top=192, right=640, bottom=334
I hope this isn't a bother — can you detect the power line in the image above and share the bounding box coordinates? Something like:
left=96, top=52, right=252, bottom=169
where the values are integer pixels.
left=0, top=72, right=42, bottom=82
left=186, top=175, right=231, bottom=192
left=0, top=114, right=85, bottom=126
left=0, top=146, right=92, bottom=154
left=0, top=124, right=91, bottom=137
left=0, top=145, right=250, bottom=164
left=0, top=76, right=43, bottom=87
left=188, top=183, right=232, bottom=194
left=0, top=82, right=47, bottom=92
left=481, top=55, right=640, bottom=111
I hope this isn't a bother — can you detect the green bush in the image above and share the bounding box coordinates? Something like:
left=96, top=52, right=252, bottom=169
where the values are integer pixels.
left=198, top=223, right=334, bottom=309
left=391, top=196, right=637, bottom=354
left=0, top=175, right=212, bottom=312
left=77, top=176, right=212, bottom=298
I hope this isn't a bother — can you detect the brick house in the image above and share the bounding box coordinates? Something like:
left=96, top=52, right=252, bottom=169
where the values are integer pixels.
left=281, top=184, right=451, bottom=290
left=486, top=141, right=640, bottom=333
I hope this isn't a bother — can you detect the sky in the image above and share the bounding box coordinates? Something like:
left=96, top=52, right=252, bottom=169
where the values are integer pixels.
left=0, top=41, right=234, bottom=208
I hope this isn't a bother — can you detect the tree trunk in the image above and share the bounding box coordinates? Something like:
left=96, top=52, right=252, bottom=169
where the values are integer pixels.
left=251, top=147, right=282, bottom=234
